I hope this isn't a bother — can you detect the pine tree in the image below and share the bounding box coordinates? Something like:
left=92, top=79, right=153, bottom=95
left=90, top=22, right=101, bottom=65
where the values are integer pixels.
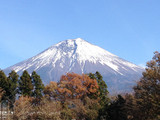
left=0, top=70, right=9, bottom=100
left=18, top=70, right=33, bottom=96
left=89, top=72, right=110, bottom=119
left=95, top=71, right=109, bottom=105
left=89, top=71, right=109, bottom=106
left=31, top=71, right=44, bottom=99
left=7, top=70, right=19, bottom=106
left=0, top=70, right=8, bottom=90
left=88, top=73, right=96, bottom=79
left=107, top=95, right=127, bottom=120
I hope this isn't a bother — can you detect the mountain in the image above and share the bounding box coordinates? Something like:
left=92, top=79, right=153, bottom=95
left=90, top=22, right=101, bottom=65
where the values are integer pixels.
left=4, top=38, right=144, bottom=93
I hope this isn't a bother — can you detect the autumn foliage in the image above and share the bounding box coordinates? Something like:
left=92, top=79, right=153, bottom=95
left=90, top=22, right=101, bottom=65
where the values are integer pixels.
left=43, top=81, right=58, bottom=100
left=1, top=52, right=160, bottom=120
left=44, top=73, right=99, bottom=102
left=13, top=96, right=33, bottom=119
left=43, top=73, right=101, bottom=119
left=57, top=73, right=99, bottom=101
left=132, top=51, right=160, bottom=120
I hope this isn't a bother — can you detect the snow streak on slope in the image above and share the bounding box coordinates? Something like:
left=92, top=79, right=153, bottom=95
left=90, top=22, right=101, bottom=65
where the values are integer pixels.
left=4, top=38, right=144, bottom=93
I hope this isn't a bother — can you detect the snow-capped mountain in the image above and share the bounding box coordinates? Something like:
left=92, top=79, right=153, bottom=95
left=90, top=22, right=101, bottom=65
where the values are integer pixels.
left=4, top=38, right=144, bottom=93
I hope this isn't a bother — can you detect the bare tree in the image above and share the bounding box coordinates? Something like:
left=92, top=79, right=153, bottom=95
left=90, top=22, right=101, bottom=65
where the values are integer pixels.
left=34, top=98, right=62, bottom=120
left=13, top=96, right=33, bottom=120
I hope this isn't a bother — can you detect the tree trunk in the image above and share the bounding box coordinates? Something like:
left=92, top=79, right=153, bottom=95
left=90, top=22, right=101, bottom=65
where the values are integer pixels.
left=1, top=102, right=2, bottom=120
left=7, top=102, right=9, bottom=120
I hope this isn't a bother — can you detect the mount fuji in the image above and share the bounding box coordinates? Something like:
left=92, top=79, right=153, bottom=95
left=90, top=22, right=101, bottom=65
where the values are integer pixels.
left=4, top=38, right=144, bottom=93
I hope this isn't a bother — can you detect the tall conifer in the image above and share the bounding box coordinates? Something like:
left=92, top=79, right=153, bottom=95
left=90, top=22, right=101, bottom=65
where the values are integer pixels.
left=89, top=71, right=109, bottom=106
left=0, top=70, right=8, bottom=100
left=95, top=71, right=109, bottom=105
left=7, top=70, right=19, bottom=106
left=18, top=70, right=33, bottom=96
left=31, top=71, right=44, bottom=99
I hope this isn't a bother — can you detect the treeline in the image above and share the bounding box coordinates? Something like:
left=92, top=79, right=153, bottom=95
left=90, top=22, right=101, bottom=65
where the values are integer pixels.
left=0, top=70, right=44, bottom=106
left=0, top=51, right=160, bottom=120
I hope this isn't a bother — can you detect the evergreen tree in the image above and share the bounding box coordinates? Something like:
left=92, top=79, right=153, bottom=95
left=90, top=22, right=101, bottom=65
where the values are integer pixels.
left=0, top=70, right=8, bottom=100
left=95, top=71, right=109, bottom=105
left=0, top=70, right=8, bottom=90
left=88, top=73, right=96, bottom=79
left=31, top=71, right=44, bottom=99
left=89, top=72, right=110, bottom=119
left=124, top=93, right=137, bottom=120
left=89, top=71, right=109, bottom=106
left=18, top=70, right=33, bottom=96
left=107, top=95, right=127, bottom=120
left=7, top=70, right=19, bottom=106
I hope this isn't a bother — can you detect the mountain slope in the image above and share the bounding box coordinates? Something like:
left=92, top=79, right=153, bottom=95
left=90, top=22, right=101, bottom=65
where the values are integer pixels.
left=4, top=38, right=144, bottom=93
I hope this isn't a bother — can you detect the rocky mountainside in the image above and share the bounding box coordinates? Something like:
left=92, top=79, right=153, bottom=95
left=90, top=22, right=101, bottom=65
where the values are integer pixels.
left=4, top=38, right=144, bottom=93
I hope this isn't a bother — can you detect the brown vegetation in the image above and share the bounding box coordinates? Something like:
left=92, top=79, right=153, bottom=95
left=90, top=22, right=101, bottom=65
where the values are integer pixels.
left=1, top=51, right=160, bottom=120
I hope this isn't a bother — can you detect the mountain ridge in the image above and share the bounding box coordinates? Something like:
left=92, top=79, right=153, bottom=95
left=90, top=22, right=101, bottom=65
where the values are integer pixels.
left=4, top=38, right=144, bottom=93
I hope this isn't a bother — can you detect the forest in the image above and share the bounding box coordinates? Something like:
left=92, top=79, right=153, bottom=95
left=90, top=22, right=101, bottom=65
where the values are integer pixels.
left=0, top=52, right=160, bottom=120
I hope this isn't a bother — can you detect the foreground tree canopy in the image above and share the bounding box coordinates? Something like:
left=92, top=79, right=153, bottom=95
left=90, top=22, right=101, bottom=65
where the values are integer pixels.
left=133, top=51, right=160, bottom=120
left=0, top=51, right=160, bottom=120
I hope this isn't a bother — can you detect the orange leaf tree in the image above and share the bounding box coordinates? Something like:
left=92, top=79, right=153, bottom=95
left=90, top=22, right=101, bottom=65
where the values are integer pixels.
left=44, top=81, right=58, bottom=100
left=57, top=73, right=99, bottom=101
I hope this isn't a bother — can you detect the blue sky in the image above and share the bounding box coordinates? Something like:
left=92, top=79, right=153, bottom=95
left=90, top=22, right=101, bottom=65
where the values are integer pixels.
left=0, top=0, right=160, bottom=69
